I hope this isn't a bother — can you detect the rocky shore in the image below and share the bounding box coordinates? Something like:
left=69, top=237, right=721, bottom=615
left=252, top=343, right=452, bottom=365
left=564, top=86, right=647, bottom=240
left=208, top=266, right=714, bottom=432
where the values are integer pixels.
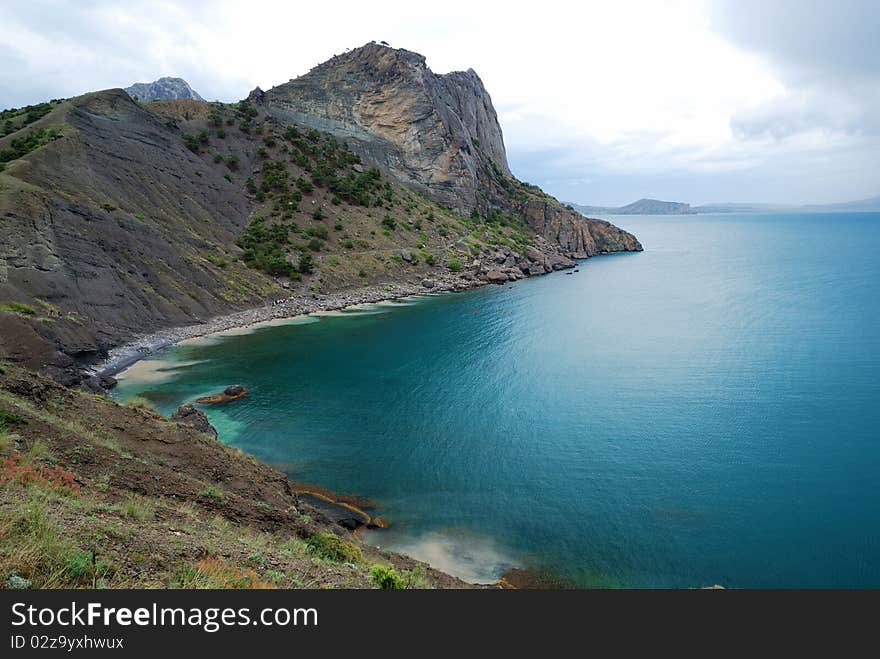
left=90, top=240, right=597, bottom=383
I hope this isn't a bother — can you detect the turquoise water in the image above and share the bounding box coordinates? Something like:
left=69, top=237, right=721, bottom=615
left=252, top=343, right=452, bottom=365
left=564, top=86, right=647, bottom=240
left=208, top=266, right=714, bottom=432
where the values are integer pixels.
left=114, top=212, right=880, bottom=587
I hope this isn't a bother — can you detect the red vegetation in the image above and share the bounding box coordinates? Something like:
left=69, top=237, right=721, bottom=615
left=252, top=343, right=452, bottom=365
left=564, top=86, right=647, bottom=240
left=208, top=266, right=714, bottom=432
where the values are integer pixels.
left=0, top=452, right=80, bottom=494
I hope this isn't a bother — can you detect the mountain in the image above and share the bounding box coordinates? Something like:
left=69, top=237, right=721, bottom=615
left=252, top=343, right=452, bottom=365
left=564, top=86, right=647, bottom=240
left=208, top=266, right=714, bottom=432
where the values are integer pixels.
left=124, top=76, right=205, bottom=102
left=570, top=198, right=694, bottom=215
left=258, top=44, right=509, bottom=213
left=0, top=43, right=640, bottom=385
left=574, top=195, right=880, bottom=216
left=800, top=195, right=880, bottom=213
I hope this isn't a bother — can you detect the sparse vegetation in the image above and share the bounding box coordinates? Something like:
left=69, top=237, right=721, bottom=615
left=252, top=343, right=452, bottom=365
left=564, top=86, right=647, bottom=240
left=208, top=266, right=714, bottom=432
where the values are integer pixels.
left=0, top=302, right=37, bottom=316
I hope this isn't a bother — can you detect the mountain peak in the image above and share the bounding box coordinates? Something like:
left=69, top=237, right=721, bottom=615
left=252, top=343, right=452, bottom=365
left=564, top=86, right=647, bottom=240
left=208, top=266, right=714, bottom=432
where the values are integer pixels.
left=124, top=77, right=204, bottom=102
left=261, top=44, right=509, bottom=211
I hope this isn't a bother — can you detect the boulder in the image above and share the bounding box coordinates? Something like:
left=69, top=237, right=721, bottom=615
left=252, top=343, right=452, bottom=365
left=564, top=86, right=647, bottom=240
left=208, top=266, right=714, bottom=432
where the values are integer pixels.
left=171, top=404, right=218, bottom=439
left=485, top=270, right=508, bottom=284
left=400, top=249, right=413, bottom=263
left=421, top=279, right=436, bottom=289
left=524, top=246, right=545, bottom=263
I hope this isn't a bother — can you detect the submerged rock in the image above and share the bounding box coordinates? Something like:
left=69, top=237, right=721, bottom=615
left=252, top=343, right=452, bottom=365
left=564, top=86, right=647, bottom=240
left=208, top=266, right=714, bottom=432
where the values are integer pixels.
left=195, top=385, right=249, bottom=405
left=171, top=404, right=218, bottom=439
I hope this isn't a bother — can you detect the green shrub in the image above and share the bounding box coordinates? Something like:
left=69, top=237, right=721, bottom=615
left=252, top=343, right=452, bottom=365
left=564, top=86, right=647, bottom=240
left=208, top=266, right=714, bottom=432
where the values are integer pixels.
left=448, top=258, right=462, bottom=272
left=370, top=564, right=405, bottom=589
left=311, top=207, right=324, bottom=220
left=381, top=215, right=396, bottom=230
left=305, top=533, right=362, bottom=562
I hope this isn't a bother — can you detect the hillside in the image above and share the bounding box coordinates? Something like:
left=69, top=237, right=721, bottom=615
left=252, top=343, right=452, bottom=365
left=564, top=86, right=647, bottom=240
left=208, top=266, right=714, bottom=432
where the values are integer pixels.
left=571, top=198, right=694, bottom=215
left=0, top=43, right=640, bottom=387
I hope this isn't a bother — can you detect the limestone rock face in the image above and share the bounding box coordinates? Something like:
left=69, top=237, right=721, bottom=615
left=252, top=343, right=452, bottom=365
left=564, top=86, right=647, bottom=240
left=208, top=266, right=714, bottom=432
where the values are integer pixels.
left=260, top=43, right=509, bottom=212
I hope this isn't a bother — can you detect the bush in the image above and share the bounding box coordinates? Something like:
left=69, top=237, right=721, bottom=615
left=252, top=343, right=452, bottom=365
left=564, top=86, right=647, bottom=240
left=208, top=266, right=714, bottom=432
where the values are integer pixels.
left=307, top=225, right=328, bottom=240
left=0, top=127, right=60, bottom=165
left=312, top=207, right=325, bottom=220
left=448, top=258, right=462, bottom=272
left=370, top=564, right=405, bottom=589
left=307, top=238, right=324, bottom=252
left=298, top=253, right=315, bottom=274
left=305, top=533, right=362, bottom=562
left=381, top=215, right=396, bottom=231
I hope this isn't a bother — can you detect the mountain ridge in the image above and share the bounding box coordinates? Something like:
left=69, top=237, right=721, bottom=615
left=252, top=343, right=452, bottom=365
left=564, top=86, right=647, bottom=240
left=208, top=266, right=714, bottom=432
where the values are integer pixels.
left=570, top=194, right=880, bottom=215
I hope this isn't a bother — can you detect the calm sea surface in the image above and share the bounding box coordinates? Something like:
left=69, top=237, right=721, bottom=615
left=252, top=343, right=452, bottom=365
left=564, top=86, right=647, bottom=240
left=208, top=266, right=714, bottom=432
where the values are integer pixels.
left=114, top=212, right=880, bottom=587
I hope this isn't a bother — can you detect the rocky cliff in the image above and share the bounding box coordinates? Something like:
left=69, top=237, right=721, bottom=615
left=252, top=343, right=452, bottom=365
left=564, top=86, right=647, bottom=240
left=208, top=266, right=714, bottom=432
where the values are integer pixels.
left=124, top=77, right=205, bottom=102
left=258, top=43, right=640, bottom=256
left=259, top=43, right=508, bottom=213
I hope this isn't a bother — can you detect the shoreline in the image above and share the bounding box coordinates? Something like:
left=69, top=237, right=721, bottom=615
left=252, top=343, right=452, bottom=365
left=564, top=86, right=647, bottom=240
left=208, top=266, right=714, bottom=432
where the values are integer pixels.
left=93, top=272, right=483, bottom=379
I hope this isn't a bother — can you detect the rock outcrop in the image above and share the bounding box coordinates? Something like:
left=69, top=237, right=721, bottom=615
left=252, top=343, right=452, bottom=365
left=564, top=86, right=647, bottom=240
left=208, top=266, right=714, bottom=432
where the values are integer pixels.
left=259, top=42, right=509, bottom=213
left=523, top=200, right=643, bottom=257
left=171, top=403, right=218, bottom=439
left=124, top=77, right=205, bottom=102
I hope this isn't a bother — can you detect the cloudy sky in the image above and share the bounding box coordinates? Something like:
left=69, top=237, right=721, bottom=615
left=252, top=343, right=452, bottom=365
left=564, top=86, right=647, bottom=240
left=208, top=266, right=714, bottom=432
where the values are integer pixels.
left=2, top=0, right=877, bottom=206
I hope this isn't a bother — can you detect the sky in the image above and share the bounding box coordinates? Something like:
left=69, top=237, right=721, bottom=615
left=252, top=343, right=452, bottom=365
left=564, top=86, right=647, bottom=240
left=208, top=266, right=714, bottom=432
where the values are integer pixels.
left=1, top=0, right=877, bottom=206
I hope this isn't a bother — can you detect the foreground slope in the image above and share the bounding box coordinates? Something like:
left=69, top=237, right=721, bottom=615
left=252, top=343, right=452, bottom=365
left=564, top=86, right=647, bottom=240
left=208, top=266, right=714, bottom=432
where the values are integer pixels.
left=0, top=362, right=467, bottom=588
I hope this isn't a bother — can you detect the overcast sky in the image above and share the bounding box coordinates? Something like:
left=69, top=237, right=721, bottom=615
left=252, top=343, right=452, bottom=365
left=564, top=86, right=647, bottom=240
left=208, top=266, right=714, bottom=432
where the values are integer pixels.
left=2, top=0, right=877, bottom=206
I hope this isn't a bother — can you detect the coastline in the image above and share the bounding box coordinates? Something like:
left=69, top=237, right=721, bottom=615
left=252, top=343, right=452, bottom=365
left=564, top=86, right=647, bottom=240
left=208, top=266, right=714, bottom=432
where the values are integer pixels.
left=93, top=272, right=483, bottom=379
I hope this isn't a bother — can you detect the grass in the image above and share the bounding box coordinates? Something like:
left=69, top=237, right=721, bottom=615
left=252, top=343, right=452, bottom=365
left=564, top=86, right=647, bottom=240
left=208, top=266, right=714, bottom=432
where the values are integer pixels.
left=0, top=482, right=112, bottom=588
left=124, top=396, right=156, bottom=412
left=122, top=496, right=154, bottom=521
left=197, top=485, right=224, bottom=500
left=0, top=408, right=25, bottom=427
left=175, top=557, right=274, bottom=589
left=0, top=301, right=37, bottom=316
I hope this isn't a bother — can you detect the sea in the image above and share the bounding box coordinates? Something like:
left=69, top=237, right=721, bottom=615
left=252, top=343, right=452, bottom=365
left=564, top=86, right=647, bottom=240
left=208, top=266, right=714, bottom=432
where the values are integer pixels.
left=113, top=212, right=880, bottom=587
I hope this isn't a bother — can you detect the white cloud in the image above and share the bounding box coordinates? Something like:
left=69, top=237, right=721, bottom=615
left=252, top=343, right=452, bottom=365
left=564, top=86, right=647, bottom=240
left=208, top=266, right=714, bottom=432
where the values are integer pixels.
left=1, top=0, right=877, bottom=205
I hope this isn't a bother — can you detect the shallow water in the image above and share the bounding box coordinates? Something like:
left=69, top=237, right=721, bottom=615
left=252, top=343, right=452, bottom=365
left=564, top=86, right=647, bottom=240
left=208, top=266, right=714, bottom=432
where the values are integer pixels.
left=114, top=212, right=880, bottom=587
